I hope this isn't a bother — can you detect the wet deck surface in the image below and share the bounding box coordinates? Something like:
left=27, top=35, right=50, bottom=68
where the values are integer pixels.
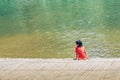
left=0, top=58, right=120, bottom=80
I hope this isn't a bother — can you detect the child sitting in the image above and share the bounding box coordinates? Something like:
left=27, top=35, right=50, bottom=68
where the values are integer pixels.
left=73, top=40, right=88, bottom=60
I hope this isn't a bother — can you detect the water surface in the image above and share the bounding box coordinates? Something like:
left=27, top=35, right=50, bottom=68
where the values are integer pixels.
left=0, top=0, right=120, bottom=58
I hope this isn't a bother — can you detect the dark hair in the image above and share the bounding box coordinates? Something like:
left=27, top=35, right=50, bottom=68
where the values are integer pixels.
left=76, top=40, right=83, bottom=47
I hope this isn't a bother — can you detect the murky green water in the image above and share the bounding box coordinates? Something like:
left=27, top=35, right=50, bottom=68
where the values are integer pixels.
left=0, top=0, right=120, bottom=58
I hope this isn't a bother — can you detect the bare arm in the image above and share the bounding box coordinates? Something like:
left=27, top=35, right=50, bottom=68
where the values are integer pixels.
left=73, top=52, right=77, bottom=60
left=84, top=48, right=88, bottom=58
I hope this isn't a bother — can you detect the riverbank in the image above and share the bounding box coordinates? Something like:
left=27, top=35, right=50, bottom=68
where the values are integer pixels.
left=0, top=58, right=120, bottom=80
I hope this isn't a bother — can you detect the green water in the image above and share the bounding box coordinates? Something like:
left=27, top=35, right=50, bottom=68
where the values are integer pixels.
left=0, top=0, right=120, bottom=58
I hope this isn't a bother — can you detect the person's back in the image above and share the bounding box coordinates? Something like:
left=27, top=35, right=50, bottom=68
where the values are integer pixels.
left=75, top=46, right=88, bottom=60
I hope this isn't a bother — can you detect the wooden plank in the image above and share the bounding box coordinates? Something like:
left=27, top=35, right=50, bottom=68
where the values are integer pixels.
left=0, top=58, right=120, bottom=80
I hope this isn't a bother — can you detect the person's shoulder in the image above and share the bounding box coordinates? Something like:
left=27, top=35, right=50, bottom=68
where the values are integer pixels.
left=81, top=46, right=86, bottom=49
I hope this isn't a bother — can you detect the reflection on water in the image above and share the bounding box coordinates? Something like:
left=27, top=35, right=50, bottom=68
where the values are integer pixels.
left=0, top=0, right=120, bottom=58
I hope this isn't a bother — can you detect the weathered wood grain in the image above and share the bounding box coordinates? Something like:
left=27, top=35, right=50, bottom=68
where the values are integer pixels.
left=0, top=58, right=120, bottom=80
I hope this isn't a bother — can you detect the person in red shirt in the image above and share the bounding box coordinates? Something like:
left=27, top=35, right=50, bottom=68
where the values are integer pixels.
left=73, top=40, right=88, bottom=60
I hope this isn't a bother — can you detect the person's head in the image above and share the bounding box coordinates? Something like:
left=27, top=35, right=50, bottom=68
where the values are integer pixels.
left=76, top=40, right=83, bottom=47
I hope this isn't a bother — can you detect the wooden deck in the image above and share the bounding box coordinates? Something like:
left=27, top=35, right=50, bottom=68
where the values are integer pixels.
left=0, top=58, right=120, bottom=80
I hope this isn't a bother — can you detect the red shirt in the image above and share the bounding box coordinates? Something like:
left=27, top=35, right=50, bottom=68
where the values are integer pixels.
left=75, top=46, right=88, bottom=60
